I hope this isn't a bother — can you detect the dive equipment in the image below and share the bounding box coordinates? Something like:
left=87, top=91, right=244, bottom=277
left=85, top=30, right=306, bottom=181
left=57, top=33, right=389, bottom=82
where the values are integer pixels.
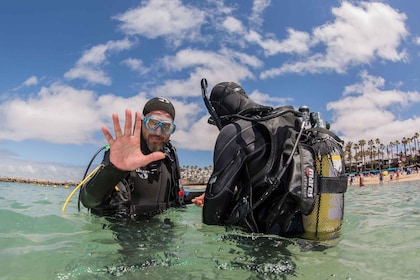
left=143, top=116, right=176, bottom=135
left=201, top=78, right=223, bottom=130
left=62, top=144, right=110, bottom=213
left=302, top=111, right=347, bottom=240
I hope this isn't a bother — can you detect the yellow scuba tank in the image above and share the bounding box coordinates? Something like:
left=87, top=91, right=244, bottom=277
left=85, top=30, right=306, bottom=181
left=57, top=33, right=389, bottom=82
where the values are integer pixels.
left=302, top=112, right=348, bottom=240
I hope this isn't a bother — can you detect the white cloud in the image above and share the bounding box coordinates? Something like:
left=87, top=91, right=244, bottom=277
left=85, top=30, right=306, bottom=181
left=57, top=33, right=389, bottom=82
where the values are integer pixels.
left=327, top=71, right=420, bottom=145
left=22, top=76, right=38, bottom=87
left=122, top=58, right=149, bottom=74
left=261, top=1, right=409, bottom=78
left=154, top=48, right=261, bottom=98
left=64, top=39, right=133, bottom=85
left=246, top=28, right=311, bottom=56
left=114, top=0, right=205, bottom=46
left=248, top=90, right=292, bottom=107
left=0, top=80, right=215, bottom=153
left=223, top=16, right=244, bottom=33
left=0, top=83, right=101, bottom=144
left=250, top=0, right=271, bottom=28
left=172, top=116, right=218, bottom=151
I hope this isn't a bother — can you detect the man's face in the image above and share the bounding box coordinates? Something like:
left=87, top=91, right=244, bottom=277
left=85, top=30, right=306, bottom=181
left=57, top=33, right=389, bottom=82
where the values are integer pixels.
left=142, top=110, right=174, bottom=152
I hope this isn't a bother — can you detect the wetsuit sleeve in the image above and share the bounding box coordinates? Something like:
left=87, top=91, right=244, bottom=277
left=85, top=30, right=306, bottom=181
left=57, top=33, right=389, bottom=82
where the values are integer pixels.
left=203, top=122, right=257, bottom=225
left=79, top=151, right=129, bottom=208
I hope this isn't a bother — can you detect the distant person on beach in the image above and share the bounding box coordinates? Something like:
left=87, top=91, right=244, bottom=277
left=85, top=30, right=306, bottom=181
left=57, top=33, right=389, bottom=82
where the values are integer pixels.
left=192, top=81, right=347, bottom=238
left=79, top=97, right=189, bottom=219
left=359, top=173, right=365, bottom=187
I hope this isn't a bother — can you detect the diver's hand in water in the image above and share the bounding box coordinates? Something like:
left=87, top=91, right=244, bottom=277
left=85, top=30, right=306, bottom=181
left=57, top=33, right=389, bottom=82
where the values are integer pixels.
left=102, top=109, right=165, bottom=171
left=191, top=193, right=205, bottom=207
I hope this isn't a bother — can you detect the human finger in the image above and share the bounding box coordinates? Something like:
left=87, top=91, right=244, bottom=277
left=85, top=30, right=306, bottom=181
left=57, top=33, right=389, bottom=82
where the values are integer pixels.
left=142, top=151, right=166, bottom=164
left=113, top=113, right=123, bottom=138
left=133, top=111, right=142, bottom=136
left=101, top=126, right=114, bottom=144
left=191, top=197, right=204, bottom=207
left=124, top=109, right=132, bottom=136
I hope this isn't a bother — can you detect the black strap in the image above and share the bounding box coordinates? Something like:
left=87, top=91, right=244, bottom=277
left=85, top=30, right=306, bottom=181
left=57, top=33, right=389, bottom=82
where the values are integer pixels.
left=319, top=176, right=348, bottom=193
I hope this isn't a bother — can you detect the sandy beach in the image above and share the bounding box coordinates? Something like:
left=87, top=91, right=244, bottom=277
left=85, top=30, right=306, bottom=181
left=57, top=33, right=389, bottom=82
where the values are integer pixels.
left=350, top=170, right=420, bottom=186
left=186, top=171, right=420, bottom=190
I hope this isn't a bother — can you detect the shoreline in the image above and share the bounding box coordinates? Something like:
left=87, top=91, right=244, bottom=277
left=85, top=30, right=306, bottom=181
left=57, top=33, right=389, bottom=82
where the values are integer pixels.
left=349, top=171, right=420, bottom=186
left=0, top=176, right=78, bottom=187
left=2, top=171, right=419, bottom=189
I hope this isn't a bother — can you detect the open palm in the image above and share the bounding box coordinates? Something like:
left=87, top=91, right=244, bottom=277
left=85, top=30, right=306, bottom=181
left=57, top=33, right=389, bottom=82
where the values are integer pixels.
left=101, top=109, right=165, bottom=171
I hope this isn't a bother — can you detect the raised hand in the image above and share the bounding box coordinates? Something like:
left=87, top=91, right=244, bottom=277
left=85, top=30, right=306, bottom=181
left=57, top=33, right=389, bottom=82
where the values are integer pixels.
left=101, top=109, right=166, bottom=171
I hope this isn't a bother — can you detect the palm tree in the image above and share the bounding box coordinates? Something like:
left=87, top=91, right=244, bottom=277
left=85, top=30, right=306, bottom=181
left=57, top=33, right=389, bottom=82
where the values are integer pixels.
left=414, top=132, right=419, bottom=157
left=358, top=139, right=366, bottom=171
left=402, top=137, right=408, bottom=157
left=344, top=142, right=353, bottom=172
left=379, top=143, right=385, bottom=170
left=375, top=138, right=381, bottom=169
left=353, top=143, right=360, bottom=171
left=368, top=139, right=374, bottom=170
left=395, top=140, right=400, bottom=160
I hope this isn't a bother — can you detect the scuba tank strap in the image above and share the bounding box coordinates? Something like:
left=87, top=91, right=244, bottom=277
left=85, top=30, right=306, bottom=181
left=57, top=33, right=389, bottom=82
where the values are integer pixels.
left=319, top=176, right=348, bottom=193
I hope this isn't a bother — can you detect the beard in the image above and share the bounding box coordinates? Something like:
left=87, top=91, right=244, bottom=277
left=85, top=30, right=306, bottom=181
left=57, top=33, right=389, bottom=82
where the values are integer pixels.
left=146, top=134, right=166, bottom=152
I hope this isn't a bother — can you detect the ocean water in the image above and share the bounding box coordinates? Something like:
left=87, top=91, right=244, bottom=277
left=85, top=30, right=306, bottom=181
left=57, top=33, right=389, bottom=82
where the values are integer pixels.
left=0, top=180, right=418, bottom=280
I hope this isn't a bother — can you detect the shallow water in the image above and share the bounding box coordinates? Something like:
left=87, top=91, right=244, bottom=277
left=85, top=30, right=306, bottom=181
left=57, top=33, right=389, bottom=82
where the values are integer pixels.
left=0, top=180, right=418, bottom=279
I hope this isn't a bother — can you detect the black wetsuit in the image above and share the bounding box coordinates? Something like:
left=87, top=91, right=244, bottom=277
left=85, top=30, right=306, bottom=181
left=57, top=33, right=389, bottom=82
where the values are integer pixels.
left=203, top=110, right=305, bottom=237
left=79, top=139, right=185, bottom=219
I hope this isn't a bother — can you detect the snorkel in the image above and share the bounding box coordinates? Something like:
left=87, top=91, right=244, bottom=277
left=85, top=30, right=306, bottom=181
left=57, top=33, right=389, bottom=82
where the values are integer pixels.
left=201, top=78, right=223, bottom=130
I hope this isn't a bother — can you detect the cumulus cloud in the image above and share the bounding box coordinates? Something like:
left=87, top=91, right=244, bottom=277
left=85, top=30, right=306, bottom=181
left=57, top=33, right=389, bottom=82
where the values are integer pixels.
left=22, top=76, right=39, bottom=87
left=0, top=79, right=215, bottom=151
left=327, top=71, right=420, bottom=145
left=154, top=48, right=262, bottom=97
left=114, top=0, right=205, bottom=46
left=172, top=116, right=219, bottom=151
left=223, top=16, right=244, bottom=33
left=250, top=0, right=271, bottom=28
left=122, top=58, right=150, bottom=74
left=248, top=90, right=292, bottom=107
left=246, top=28, right=311, bottom=55
left=0, top=83, right=101, bottom=144
left=64, top=39, right=133, bottom=85
left=260, top=1, right=409, bottom=78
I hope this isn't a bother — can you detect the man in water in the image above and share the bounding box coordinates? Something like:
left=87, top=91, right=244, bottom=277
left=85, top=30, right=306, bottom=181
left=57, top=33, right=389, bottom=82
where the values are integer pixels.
left=193, top=81, right=347, bottom=238
left=192, top=82, right=307, bottom=237
left=80, top=97, right=187, bottom=219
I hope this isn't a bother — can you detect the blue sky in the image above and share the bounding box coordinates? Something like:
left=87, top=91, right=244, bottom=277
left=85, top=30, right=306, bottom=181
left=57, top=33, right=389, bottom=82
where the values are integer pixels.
left=1, top=0, right=419, bottom=181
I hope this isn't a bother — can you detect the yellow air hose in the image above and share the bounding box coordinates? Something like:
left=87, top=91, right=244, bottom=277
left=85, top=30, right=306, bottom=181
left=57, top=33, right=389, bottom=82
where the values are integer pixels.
left=61, top=165, right=103, bottom=213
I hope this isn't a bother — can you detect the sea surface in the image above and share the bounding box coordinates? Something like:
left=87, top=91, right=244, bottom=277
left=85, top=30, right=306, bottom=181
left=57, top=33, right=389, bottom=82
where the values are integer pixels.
left=0, top=180, right=418, bottom=280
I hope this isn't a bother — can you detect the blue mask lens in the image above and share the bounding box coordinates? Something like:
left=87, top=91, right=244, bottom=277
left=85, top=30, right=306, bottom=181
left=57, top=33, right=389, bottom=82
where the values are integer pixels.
left=143, top=117, right=176, bottom=135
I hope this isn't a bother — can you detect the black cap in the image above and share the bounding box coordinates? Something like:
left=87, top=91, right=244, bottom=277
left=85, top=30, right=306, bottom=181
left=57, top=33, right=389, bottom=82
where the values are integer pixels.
left=143, top=97, right=175, bottom=119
